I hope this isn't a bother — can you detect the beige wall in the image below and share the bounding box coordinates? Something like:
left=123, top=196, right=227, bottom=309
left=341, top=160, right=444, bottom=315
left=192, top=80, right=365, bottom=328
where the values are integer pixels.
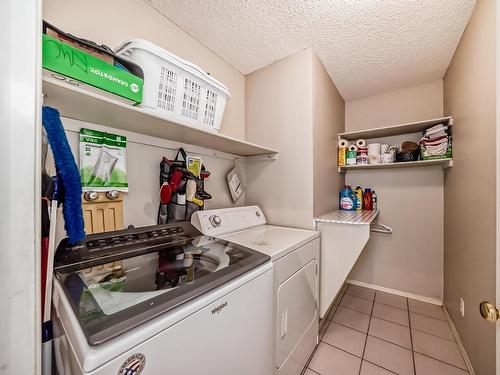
left=346, top=80, right=444, bottom=130
left=43, top=0, right=246, bottom=140
left=245, top=48, right=315, bottom=229
left=312, top=53, right=345, bottom=217
left=55, top=117, right=244, bottom=243
left=245, top=49, right=344, bottom=229
left=443, top=0, right=496, bottom=373
left=345, top=79, right=445, bottom=302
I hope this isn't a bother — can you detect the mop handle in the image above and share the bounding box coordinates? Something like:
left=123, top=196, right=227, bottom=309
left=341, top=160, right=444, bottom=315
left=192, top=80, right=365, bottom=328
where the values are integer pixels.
left=43, top=177, right=59, bottom=323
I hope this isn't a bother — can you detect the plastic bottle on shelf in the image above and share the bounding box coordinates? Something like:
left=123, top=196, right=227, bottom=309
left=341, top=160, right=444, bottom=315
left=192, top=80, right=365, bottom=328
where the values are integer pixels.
left=339, top=185, right=357, bottom=211
left=354, top=185, right=363, bottom=210
left=372, top=190, right=377, bottom=210
left=363, top=188, right=373, bottom=210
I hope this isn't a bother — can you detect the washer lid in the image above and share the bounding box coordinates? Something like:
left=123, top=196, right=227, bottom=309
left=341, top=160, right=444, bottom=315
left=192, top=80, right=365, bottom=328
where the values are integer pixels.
left=55, top=223, right=270, bottom=346
left=222, top=225, right=319, bottom=261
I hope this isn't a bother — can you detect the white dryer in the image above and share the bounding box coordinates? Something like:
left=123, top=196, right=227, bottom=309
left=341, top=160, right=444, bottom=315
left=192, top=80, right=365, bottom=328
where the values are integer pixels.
left=192, top=206, right=320, bottom=375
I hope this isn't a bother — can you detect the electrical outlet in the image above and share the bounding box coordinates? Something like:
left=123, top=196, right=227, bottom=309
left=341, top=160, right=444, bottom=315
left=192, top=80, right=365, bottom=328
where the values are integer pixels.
left=460, top=298, right=465, bottom=317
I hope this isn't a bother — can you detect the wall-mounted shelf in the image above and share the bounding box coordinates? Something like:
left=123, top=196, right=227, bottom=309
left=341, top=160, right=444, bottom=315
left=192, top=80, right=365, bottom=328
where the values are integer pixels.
left=339, top=158, right=453, bottom=173
left=42, top=76, right=278, bottom=158
left=339, top=116, right=453, bottom=141
left=315, top=209, right=380, bottom=225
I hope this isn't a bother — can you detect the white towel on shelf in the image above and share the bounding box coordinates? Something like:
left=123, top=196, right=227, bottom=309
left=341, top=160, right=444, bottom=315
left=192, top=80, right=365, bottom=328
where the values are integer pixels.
left=423, top=142, right=448, bottom=156
left=424, top=131, right=448, bottom=140
left=424, top=124, right=447, bottom=135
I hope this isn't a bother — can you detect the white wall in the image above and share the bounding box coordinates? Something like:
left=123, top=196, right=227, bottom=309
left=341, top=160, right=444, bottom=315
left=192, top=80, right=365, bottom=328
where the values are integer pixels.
left=55, top=118, right=244, bottom=242
left=345, top=79, right=445, bottom=302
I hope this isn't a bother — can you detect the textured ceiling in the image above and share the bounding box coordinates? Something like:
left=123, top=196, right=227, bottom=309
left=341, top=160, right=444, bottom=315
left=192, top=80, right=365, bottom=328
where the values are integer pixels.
left=145, top=0, right=476, bottom=100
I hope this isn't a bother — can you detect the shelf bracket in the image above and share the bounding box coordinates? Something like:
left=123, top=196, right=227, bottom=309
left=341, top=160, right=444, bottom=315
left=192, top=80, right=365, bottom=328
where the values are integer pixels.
left=239, top=153, right=279, bottom=162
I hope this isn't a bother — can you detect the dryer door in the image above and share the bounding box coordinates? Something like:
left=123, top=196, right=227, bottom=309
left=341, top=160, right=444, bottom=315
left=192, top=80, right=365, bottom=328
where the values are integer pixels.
left=276, top=258, right=318, bottom=371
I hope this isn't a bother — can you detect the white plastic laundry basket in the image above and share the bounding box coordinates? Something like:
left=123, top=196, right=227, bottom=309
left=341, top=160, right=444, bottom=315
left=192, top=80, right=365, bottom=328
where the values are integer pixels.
left=115, top=39, right=230, bottom=132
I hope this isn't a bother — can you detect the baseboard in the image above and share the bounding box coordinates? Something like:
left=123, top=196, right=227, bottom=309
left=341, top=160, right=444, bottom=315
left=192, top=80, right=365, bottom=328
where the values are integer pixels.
left=443, top=305, right=475, bottom=375
left=345, top=279, right=443, bottom=306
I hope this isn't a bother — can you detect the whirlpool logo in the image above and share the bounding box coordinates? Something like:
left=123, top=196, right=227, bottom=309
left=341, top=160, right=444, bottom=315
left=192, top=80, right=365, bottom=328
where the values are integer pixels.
left=211, top=301, right=228, bottom=314
left=117, top=353, right=146, bottom=375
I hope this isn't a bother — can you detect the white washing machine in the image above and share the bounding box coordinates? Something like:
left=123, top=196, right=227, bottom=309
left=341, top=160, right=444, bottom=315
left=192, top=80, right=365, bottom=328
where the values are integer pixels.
left=192, top=206, right=320, bottom=375
left=52, top=222, right=274, bottom=375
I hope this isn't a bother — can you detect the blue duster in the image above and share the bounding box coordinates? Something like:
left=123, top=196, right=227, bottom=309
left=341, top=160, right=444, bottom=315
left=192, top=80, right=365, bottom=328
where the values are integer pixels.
left=42, top=106, right=85, bottom=244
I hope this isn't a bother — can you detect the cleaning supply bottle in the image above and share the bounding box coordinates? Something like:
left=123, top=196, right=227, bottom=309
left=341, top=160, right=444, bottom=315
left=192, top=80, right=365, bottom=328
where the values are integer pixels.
left=339, top=185, right=357, bottom=211
left=372, top=190, right=378, bottom=210
left=354, top=185, right=363, bottom=210
left=363, top=188, right=373, bottom=210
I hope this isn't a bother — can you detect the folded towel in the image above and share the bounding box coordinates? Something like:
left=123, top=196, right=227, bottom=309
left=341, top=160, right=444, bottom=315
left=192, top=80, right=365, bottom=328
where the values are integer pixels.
left=421, top=135, right=448, bottom=145
left=425, top=123, right=447, bottom=135
left=426, top=130, right=447, bottom=139
left=423, top=142, right=448, bottom=156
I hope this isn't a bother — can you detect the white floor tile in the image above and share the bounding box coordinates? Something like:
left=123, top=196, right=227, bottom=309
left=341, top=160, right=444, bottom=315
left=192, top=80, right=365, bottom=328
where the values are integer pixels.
left=369, top=316, right=412, bottom=349
left=323, top=322, right=367, bottom=357
left=414, top=353, right=469, bottom=375
left=372, top=302, right=409, bottom=326
left=333, top=307, right=370, bottom=332
left=412, top=329, right=467, bottom=370
left=364, top=336, right=414, bottom=375
left=309, top=342, right=361, bottom=375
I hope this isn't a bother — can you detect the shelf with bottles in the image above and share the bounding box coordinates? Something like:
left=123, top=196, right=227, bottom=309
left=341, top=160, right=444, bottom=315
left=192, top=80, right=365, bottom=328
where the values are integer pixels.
left=337, top=116, right=453, bottom=173
left=339, top=185, right=378, bottom=211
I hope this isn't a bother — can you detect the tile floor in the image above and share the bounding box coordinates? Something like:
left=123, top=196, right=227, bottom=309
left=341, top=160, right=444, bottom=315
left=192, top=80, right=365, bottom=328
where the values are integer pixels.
left=307, top=283, right=469, bottom=375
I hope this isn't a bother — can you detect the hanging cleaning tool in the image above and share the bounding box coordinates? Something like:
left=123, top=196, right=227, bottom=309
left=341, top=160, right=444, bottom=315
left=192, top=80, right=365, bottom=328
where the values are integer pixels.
left=42, top=106, right=85, bottom=245
left=41, top=106, right=85, bottom=375
left=42, top=176, right=59, bottom=375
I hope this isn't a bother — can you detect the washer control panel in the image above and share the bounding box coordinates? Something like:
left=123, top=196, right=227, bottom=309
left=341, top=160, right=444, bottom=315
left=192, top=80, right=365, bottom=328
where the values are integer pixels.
left=209, top=215, right=222, bottom=227
left=191, top=206, right=267, bottom=236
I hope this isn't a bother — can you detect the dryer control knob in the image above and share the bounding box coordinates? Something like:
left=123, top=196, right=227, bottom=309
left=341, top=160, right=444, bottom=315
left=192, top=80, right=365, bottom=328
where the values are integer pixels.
left=209, top=215, right=222, bottom=227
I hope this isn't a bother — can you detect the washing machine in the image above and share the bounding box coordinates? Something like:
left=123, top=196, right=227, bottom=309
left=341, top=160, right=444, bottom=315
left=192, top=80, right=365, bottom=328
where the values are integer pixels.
left=52, top=221, right=274, bottom=375
left=191, top=206, right=320, bottom=375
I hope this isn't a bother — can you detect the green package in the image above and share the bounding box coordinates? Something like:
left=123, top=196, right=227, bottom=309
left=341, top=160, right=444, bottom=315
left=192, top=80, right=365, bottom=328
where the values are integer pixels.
left=79, top=128, right=128, bottom=192
left=42, top=34, right=143, bottom=104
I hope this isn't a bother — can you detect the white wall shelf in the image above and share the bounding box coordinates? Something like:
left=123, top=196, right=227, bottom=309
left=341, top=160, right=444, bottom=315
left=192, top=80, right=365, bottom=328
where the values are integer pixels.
left=315, top=209, right=380, bottom=225
left=339, top=158, right=453, bottom=173
left=42, top=76, right=278, bottom=158
left=339, top=116, right=453, bottom=141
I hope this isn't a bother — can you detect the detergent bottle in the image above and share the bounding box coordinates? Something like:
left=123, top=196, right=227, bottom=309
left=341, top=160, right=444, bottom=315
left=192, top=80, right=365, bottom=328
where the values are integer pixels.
left=339, top=185, right=357, bottom=211
left=354, top=185, right=363, bottom=210
left=363, top=188, right=373, bottom=210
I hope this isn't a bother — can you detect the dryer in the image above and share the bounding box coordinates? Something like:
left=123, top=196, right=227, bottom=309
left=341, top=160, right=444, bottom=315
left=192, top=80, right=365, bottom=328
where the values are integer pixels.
left=192, top=206, right=320, bottom=375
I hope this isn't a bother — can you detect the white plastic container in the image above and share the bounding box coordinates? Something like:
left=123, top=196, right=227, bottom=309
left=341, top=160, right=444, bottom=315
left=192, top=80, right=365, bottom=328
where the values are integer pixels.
left=115, top=39, right=230, bottom=132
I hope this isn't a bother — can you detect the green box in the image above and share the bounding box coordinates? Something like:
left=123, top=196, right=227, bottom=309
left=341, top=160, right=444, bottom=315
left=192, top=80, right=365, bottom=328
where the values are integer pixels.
left=42, top=34, right=143, bottom=104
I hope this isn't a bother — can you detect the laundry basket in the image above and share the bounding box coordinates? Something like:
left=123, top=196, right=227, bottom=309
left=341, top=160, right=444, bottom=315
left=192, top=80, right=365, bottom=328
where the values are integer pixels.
left=115, top=39, right=230, bottom=132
